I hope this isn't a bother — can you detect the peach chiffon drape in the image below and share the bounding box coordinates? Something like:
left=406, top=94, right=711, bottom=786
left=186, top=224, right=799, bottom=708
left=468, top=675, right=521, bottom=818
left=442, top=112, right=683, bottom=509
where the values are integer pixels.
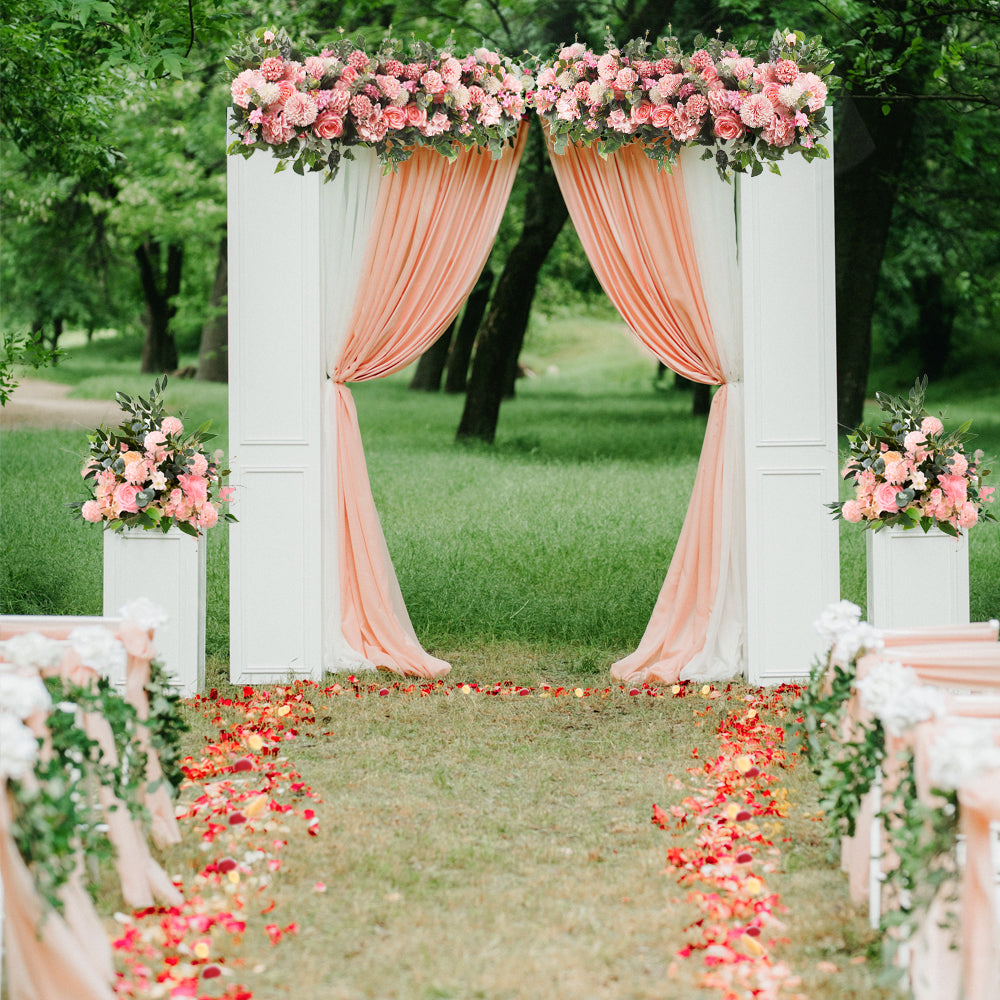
left=325, top=131, right=526, bottom=677
left=547, top=141, right=742, bottom=683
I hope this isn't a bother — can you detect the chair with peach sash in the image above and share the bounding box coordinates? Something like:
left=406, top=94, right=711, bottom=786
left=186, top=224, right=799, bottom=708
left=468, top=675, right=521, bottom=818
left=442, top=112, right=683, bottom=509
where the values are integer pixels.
left=0, top=612, right=182, bottom=847
left=840, top=630, right=1000, bottom=1000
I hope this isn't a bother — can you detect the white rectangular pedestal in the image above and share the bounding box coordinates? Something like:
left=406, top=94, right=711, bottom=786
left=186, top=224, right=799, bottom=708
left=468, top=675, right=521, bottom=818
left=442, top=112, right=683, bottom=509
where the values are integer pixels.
left=866, top=526, right=969, bottom=629
left=102, top=528, right=207, bottom=696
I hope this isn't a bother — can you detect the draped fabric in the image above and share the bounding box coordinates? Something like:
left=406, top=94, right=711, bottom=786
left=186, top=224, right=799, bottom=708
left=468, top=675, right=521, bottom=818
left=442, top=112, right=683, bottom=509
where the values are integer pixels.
left=547, top=141, right=744, bottom=683
left=321, top=130, right=526, bottom=677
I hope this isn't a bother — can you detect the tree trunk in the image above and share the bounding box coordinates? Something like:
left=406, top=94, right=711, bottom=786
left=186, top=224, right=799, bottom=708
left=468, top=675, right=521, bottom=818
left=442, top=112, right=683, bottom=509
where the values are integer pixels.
left=409, top=319, right=454, bottom=391
left=445, top=266, right=494, bottom=394
left=456, top=123, right=568, bottom=443
left=834, top=94, right=916, bottom=430
left=197, top=236, right=229, bottom=382
left=136, top=240, right=182, bottom=374
left=914, top=272, right=954, bottom=382
left=672, top=373, right=711, bottom=415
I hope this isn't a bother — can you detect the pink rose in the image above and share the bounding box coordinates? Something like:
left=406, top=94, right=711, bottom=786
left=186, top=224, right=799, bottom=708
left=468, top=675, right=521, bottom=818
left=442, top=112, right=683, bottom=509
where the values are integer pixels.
left=938, top=474, right=968, bottom=504
left=629, top=101, right=653, bottom=125
left=313, top=111, right=344, bottom=139
left=650, top=103, right=675, bottom=129
left=874, top=482, right=902, bottom=513
left=115, top=482, right=141, bottom=514
left=712, top=111, right=744, bottom=141
left=404, top=103, right=427, bottom=128
left=920, top=415, right=944, bottom=437
left=841, top=499, right=864, bottom=523
left=382, top=104, right=406, bottom=130
left=81, top=499, right=104, bottom=523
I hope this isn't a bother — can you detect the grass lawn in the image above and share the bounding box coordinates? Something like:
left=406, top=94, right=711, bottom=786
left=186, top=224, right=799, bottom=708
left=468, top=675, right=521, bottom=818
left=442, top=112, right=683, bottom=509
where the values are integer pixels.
left=2, top=313, right=997, bottom=997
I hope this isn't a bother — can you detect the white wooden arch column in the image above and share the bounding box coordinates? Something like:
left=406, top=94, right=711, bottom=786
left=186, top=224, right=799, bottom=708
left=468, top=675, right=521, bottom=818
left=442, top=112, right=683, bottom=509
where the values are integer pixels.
left=226, top=141, right=840, bottom=686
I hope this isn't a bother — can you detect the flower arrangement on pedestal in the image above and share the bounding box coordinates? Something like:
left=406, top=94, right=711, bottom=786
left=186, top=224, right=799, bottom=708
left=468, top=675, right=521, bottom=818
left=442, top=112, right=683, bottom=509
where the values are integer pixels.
left=532, top=28, right=833, bottom=178
left=226, top=26, right=532, bottom=177
left=69, top=376, right=235, bottom=537
left=828, top=376, right=995, bottom=535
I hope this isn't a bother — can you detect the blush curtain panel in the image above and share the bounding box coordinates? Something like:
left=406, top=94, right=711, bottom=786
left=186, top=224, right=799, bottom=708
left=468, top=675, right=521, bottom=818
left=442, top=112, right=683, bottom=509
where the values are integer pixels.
left=547, top=143, right=745, bottom=684
left=321, top=129, right=527, bottom=678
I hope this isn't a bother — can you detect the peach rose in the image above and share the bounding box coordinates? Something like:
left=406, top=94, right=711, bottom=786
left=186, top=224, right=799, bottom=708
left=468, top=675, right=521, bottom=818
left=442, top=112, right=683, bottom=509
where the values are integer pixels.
left=650, top=103, right=675, bottom=128
left=81, top=499, right=104, bottom=523
left=382, top=104, right=406, bottom=130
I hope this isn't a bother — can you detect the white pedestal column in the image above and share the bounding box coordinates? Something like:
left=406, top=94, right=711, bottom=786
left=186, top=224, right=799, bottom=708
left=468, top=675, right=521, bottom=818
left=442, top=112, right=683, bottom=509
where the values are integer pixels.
left=738, top=148, right=841, bottom=684
left=866, top=526, right=969, bottom=629
left=102, top=527, right=207, bottom=695
left=227, top=151, right=325, bottom=683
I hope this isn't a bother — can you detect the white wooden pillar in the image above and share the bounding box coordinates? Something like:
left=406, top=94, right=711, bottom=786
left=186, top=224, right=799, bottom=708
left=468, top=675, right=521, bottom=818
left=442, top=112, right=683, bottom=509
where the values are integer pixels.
left=738, top=146, right=840, bottom=684
left=227, top=151, right=325, bottom=683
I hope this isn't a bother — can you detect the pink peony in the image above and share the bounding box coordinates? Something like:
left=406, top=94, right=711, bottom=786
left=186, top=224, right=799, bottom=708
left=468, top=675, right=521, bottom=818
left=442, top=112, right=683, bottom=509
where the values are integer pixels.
left=614, top=67, right=638, bottom=91
left=261, top=113, right=295, bottom=145
left=420, top=70, right=445, bottom=94
left=81, top=499, right=104, bottom=523
left=283, top=91, right=318, bottom=127
left=219, top=486, right=236, bottom=503
left=607, top=107, right=635, bottom=134
left=668, top=109, right=701, bottom=142
left=841, top=499, right=864, bottom=523
left=796, top=72, right=828, bottom=111
left=902, top=429, right=926, bottom=455
left=231, top=69, right=266, bottom=108
left=197, top=503, right=219, bottom=530
left=739, top=93, right=775, bottom=129
left=938, top=473, right=968, bottom=504
left=161, top=415, right=183, bottom=436
left=189, top=452, right=209, bottom=477
left=114, top=482, right=141, bottom=514
left=920, top=415, right=944, bottom=437
left=124, top=459, right=149, bottom=485
left=713, top=111, right=744, bottom=141
left=948, top=452, right=969, bottom=476
left=763, top=112, right=796, bottom=147
left=259, top=57, right=285, bottom=81
left=596, top=54, right=619, bottom=81
left=178, top=473, right=209, bottom=505
left=304, top=56, right=327, bottom=80
left=958, top=502, right=979, bottom=528
left=689, top=49, right=714, bottom=71
left=874, top=482, right=902, bottom=513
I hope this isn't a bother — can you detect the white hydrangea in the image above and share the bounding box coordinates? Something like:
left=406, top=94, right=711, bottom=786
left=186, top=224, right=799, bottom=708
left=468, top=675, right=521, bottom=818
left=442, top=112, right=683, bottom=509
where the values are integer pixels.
left=813, top=600, right=863, bottom=647
left=68, top=626, right=127, bottom=678
left=830, top=622, right=884, bottom=667
left=854, top=659, right=941, bottom=736
left=0, top=632, right=64, bottom=671
left=118, top=597, right=169, bottom=631
left=0, top=712, right=40, bottom=781
left=928, top=724, right=1000, bottom=791
left=0, top=673, right=52, bottom=720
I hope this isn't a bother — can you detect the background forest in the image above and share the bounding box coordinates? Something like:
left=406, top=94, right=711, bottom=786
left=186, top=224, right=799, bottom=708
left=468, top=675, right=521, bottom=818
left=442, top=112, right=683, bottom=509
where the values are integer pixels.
left=2, top=0, right=999, bottom=435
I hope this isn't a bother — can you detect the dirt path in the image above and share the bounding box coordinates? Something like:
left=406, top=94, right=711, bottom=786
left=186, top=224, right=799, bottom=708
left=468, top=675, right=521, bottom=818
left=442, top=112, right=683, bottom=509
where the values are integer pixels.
left=0, top=379, right=125, bottom=431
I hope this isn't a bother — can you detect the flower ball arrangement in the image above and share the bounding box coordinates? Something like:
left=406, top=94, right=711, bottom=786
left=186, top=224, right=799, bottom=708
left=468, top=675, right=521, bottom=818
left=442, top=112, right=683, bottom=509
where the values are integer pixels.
left=70, top=376, right=235, bottom=536
left=829, top=377, right=995, bottom=535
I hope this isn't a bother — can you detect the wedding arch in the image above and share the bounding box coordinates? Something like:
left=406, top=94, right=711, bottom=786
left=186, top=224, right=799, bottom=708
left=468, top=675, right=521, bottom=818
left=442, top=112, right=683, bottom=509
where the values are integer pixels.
left=225, top=28, right=840, bottom=687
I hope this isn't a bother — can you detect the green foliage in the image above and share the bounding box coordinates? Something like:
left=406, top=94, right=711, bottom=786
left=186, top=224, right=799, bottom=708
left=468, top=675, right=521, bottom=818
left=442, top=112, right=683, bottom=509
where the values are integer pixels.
left=146, top=658, right=190, bottom=798
left=0, top=329, right=61, bottom=405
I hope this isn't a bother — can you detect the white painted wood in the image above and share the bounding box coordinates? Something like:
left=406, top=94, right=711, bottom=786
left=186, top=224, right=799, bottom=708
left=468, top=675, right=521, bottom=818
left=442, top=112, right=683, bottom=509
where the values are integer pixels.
left=866, top=526, right=970, bottom=629
left=738, top=146, right=840, bottom=684
left=228, top=149, right=325, bottom=684
left=102, top=528, right=206, bottom=695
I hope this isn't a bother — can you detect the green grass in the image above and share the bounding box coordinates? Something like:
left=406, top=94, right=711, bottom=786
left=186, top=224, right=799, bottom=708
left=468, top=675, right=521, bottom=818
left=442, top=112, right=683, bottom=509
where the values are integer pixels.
left=4, top=310, right=998, bottom=657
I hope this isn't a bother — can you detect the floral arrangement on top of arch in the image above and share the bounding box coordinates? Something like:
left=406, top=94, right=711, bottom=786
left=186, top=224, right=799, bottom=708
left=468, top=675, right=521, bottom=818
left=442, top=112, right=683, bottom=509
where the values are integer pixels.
left=226, top=26, right=834, bottom=180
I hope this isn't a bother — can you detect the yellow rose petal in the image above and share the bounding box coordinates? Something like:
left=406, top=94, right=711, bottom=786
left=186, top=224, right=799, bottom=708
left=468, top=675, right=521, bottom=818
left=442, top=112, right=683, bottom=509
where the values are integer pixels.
left=726, top=802, right=740, bottom=821
left=735, top=756, right=753, bottom=774
left=194, top=942, right=211, bottom=959
left=276, top=705, right=291, bottom=717
left=244, top=793, right=270, bottom=819
left=671, top=684, right=681, bottom=694
left=745, top=876, right=764, bottom=895
left=227, top=870, right=240, bottom=884
left=700, top=684, right=711, bottom=696
left=246, top=734, right=264, bottom=752
left=741, top=934, right=766, bottom=957
left=574, top=688, right=584, bottom=698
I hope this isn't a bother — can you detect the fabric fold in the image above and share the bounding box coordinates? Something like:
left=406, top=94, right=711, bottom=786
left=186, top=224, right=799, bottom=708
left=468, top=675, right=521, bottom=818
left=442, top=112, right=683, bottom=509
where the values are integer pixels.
left=322, top=131, right=527, bottom=676
left=547, top=141, right=744, bottom=683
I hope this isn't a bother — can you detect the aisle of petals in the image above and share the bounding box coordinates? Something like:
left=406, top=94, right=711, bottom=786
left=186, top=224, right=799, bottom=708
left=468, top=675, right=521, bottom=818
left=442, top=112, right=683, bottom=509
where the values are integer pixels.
left=653, top=684, right=806, bottom=1000
left=113, top=686, right=321, bottom=999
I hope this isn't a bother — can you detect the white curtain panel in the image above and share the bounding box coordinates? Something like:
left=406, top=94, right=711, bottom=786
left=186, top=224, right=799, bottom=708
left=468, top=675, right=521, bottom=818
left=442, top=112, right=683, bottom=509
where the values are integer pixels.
left=319, top=148, right=385, bottom=672
left=677, top=148, right=747, bottom=682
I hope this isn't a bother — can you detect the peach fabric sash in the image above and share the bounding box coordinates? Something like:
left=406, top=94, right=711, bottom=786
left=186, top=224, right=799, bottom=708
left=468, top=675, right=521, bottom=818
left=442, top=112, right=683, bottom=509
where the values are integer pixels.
left=0, top=616, right=182, bottom=845
left=857, top=641, right=1000, bottom=690
left=326, top=131, right=526, bottom=677
left=0, top=792, right=115, bottom=1000
left=547, top=141, right=742, bottom=683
